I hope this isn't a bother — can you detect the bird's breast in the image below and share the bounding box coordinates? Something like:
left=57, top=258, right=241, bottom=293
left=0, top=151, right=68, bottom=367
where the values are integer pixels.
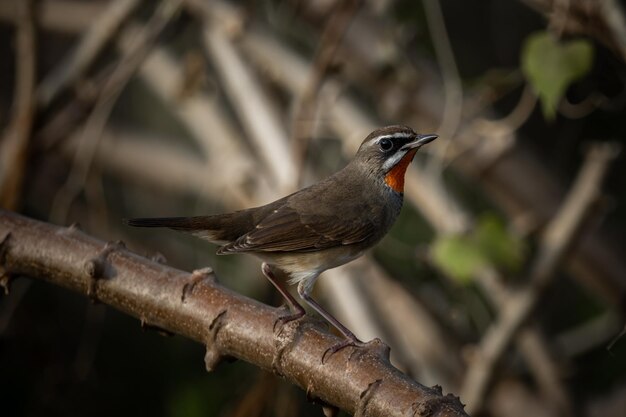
left=256, top=245, right=365, bottom=280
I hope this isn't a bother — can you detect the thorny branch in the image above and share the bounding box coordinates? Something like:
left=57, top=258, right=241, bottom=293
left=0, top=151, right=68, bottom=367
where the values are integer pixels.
left=0, top=210, right=468, bottom=417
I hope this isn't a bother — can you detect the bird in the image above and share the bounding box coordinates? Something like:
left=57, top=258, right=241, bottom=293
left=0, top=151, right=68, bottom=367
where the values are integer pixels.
left=127, top=125, right=437, bottom=354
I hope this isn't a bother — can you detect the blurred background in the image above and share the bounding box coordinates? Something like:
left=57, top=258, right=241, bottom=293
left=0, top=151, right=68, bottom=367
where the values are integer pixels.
left=1, top=0, right=625, bottom=416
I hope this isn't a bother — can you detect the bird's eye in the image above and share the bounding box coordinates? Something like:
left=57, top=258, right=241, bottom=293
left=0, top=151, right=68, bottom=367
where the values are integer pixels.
left=379, top=138, right=393, bottom=151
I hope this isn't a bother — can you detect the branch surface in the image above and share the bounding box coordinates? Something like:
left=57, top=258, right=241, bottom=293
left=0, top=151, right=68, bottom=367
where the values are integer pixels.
left=0, top=210, right=467, bottom=417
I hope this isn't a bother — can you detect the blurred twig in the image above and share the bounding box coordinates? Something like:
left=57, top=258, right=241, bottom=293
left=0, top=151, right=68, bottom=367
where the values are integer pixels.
left=196, top=6, right=297, bottom=193
left=290, top=0, right=362, bottom=185
left=0, top=0, right=36, bottom=210
left=521, top=0, right=626, bottom=63
left=115, top=29, right=261, bottom=205
left=422, top=0, right=464, bottom=167
left=461, top=142, right=620, bottom=414
left=480, top=84, right=537, bottom=137
left=0, top=0, right=103, bottom=34
left=0, top=210, right=468, bottom=417
left=60, top=129, right=234, bottom=204
left=49, top=0, right=182, bottom=224
left=37, top=0, right=141, bottom=108
left=554, top=311, right=621, bottom=357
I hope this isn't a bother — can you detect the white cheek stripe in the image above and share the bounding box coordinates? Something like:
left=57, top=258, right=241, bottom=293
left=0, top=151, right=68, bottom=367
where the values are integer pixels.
left=381, top=150, right=408, bottom=171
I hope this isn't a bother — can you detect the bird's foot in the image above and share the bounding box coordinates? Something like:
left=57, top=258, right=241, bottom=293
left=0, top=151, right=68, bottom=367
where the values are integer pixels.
left=322, top=337, right=390, bottom=364
left=273, top=308, right=306, bottom=334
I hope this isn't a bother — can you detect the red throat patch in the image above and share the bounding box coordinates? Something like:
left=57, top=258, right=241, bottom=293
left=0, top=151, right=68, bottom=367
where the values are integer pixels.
left=384, top=149, right=418, bottom=193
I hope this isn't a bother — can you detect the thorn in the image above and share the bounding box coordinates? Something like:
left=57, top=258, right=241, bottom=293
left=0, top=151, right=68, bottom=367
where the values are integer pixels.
left=272, top=317, right=314, bottom=376
left=348, top=338, right=390, bottom=363
left=181, top=267, right=215, bottom=302
left=204, top=309, right=227, bottom=372
left=322, top=337, right=390, bottom=365
left=84, top=241, right=124, bottom=302
left=411, top=399, right=435, bottom=417
left=140, top=318, right=174, bottom=337
left=305, top=383, right=317, bottom=402
left=0, top=274, right=12, bottom=295
left=204, top=345, right=222, bottom=372
left=68, top=222, right=82, bottom=231
left=0, top=231, right=11, bottom=262
left=0, top=232, right=13, bottom=295
left=322, top=405, right=339, bottom=417
left=56, top=222, right=82, bottom=235
left=150, top=251, right=167, bottom=264
left=306, top=384, right=338, bottom=417
left=208, top=309, right=227, bottom=332
left=355, top=379, right=382, bottom=417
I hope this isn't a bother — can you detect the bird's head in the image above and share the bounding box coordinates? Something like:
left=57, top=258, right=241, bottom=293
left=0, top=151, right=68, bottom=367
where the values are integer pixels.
left=353, top=125, right=437, bottom=193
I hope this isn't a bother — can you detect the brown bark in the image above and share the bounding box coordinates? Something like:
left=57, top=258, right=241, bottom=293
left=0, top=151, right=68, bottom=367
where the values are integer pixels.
left=0, top=210, right=468, bottom=417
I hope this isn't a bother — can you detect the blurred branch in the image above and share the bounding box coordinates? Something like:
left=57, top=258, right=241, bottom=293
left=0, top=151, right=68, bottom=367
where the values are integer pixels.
left=554, top=311, right=621, bottom=357
left=290, top=0, right=362, bottom=184
left=0, top=0, right=36, bottom=210
left=480, top=84, right=537, bottom=137
left=197, top=8, right=297, bottom=193
left=520, top=0, right=626, bottom=62
left=461, top=142, right=620, bottom=414
left=60, top=129, right=235, bottom=203
left=422, top=0, right=463, bottom=165
left=515, top=326, right=572, bottom=416
left=115, top=29, right=261, bottom=205
left=49, top=0, right=182, bottom=224
left=473, top=269, right=572, bottom=417
left=37, top=0, right=141, bottom=108
left=361, top=259, right=463, bottom=385
left=0, top=210, right=468, bottom=417
left=0, top=0, right=103, bottom=34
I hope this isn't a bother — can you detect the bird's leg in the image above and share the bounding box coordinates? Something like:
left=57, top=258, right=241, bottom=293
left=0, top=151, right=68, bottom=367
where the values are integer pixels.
left=297, top=280, right=369, bottom=361
left=261, top=263, right=305, bottom=329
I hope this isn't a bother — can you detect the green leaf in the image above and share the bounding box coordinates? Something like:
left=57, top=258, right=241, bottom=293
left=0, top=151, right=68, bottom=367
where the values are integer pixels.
left=430, top=214, right=526, bottom=284
left=521, top=31, right=594, bottom=119
left=431, top=234, right=487, bottom=283
left=474, top=215, right=524, bottom=272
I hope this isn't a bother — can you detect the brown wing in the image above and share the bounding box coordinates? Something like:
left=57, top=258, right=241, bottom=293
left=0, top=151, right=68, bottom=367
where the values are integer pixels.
left=217, top=204, right=376, bottom=254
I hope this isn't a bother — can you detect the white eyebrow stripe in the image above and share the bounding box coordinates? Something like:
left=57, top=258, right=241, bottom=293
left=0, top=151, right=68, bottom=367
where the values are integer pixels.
left=376, top=133, right=413, bottom=141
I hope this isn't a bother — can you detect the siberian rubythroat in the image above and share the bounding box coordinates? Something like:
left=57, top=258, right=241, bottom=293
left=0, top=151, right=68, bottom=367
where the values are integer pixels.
left=127, top=125, right=437, bottom=353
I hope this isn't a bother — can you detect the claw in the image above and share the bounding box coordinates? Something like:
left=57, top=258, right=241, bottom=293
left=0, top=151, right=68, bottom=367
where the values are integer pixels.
left=322, top=338, right=362, bottom=363
left=322, top=337, right=390, bottom=364
left=273, top=309, right=306, bottom=333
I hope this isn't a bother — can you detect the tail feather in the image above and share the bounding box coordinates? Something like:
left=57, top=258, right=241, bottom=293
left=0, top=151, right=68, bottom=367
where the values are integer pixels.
left=125, top=213, right=253, bottom=245
left=125, top=217, right=203, bottom=229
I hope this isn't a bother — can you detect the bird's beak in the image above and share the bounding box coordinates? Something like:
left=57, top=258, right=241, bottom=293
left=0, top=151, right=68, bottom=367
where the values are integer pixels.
left=401, top=133, right=438, bottom=151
